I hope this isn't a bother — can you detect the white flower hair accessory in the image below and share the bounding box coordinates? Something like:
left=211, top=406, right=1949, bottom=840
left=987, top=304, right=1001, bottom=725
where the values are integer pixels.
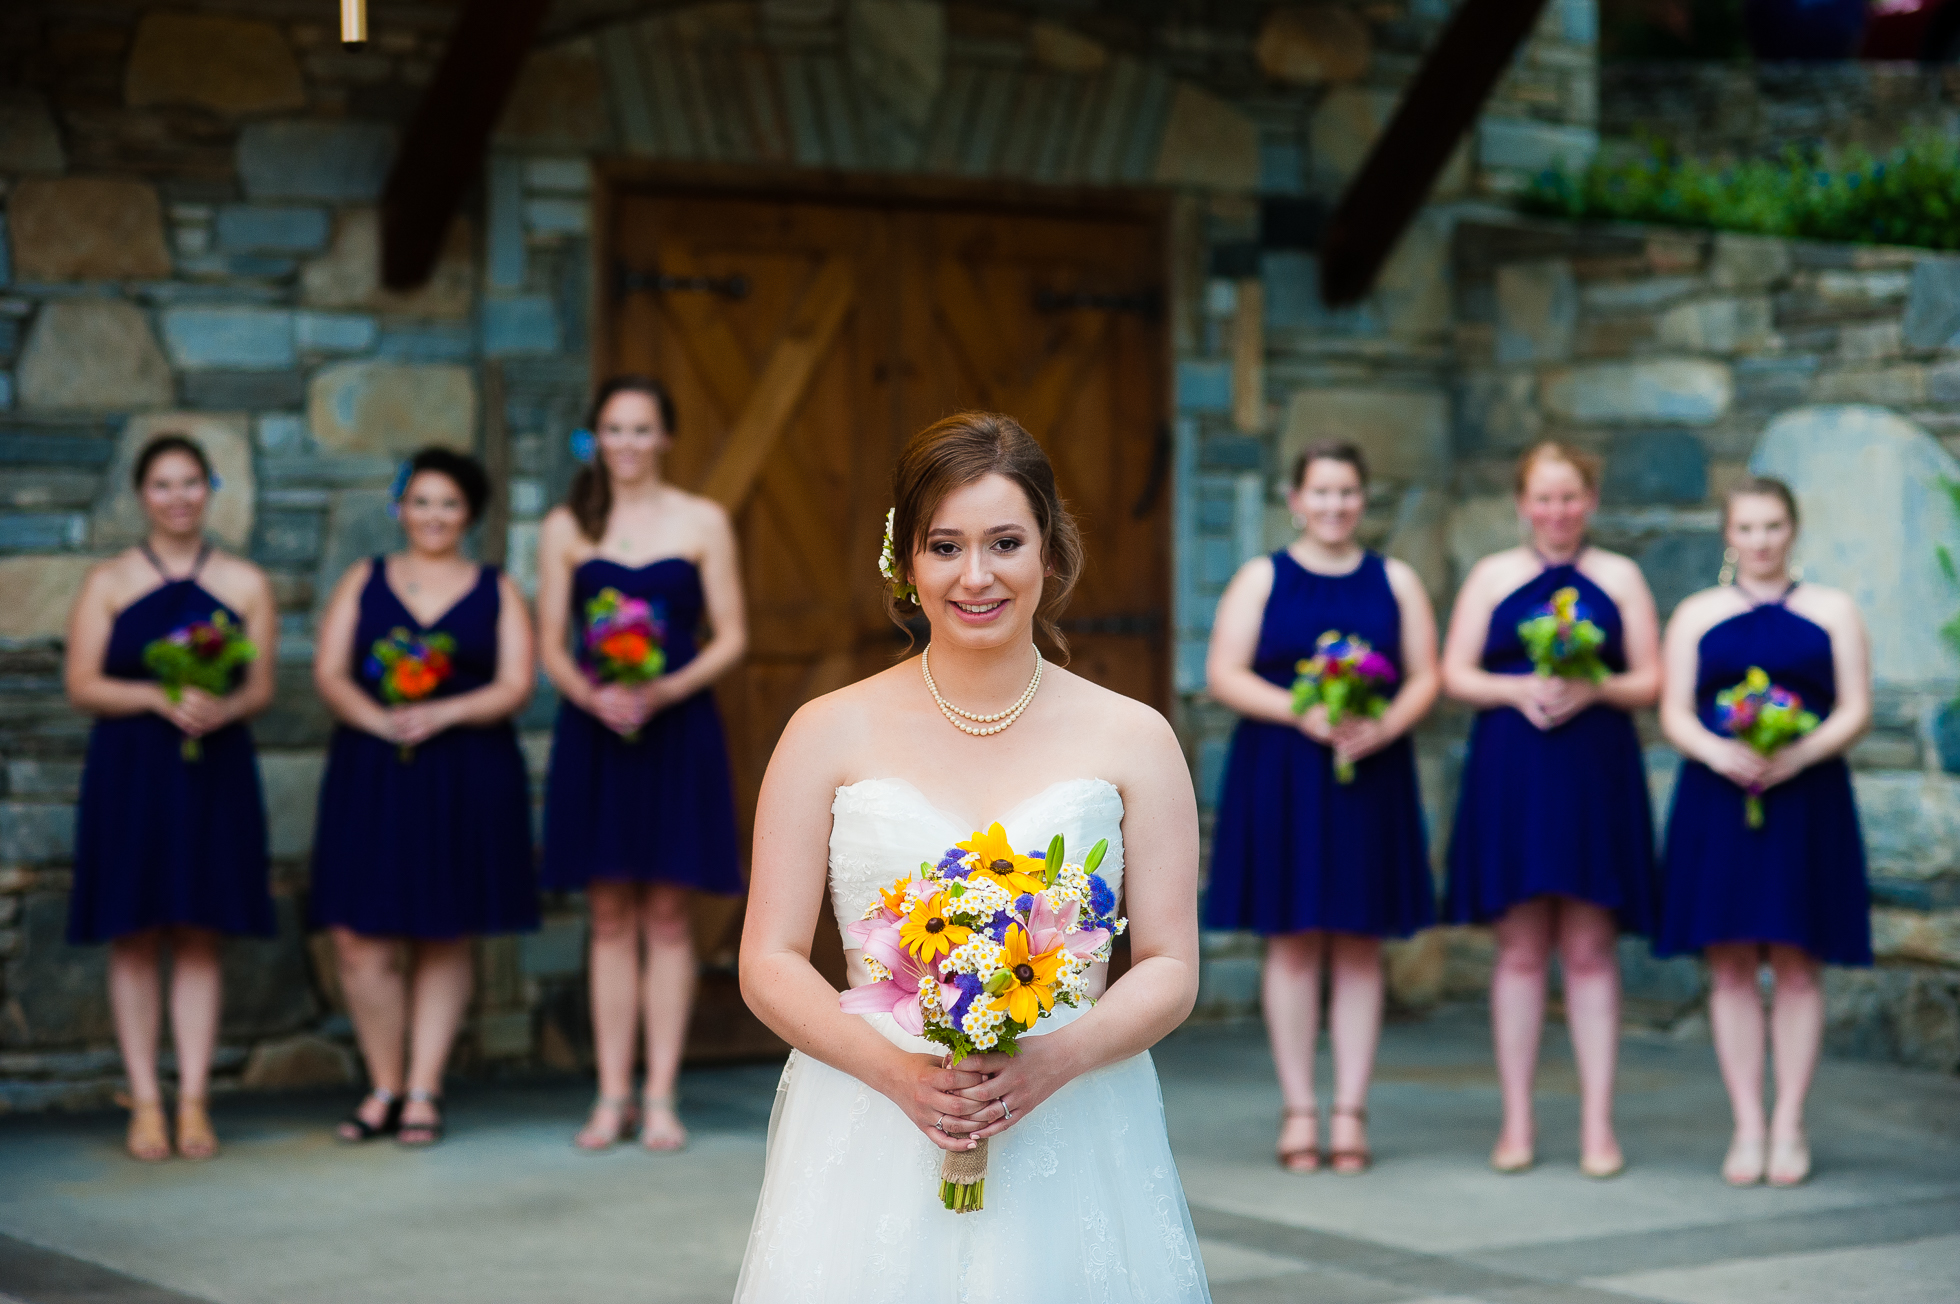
left=879, top=508, right=919, bottom=605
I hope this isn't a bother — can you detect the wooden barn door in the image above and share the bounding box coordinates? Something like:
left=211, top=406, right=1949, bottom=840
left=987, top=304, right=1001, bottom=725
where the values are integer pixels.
left=606, top=187, right=1167, bottom=1059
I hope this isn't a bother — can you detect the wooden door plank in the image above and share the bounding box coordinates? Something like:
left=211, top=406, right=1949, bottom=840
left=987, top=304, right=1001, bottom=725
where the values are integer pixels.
left=757, top=466, right=852, bottom=607
left=1013, top=310, right=1111, bottom=439
left=929, top=255, right=1016, bottom=404
left=701, top=256, right=857, bottom=510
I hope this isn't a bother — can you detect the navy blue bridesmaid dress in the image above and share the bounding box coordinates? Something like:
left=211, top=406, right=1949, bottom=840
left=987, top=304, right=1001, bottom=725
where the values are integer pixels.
left=1445, top=561, right=1656, bottom=932
left=1206, top=551, right=1434, bottom=937
left=1657, top=594, right=1871, bottom=965
left=540, top=558, right=743, bottom=893
left=310, top=560, right=539, bottom=938
left=68, top=546, right=274, bottom=944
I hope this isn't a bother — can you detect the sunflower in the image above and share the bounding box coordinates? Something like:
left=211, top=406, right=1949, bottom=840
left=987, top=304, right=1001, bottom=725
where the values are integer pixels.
left=988, top=923, right=1063, bottom=1026
left=956, top=822, right=1046, bottom=897
left=899, top=893, right=971, bottom=964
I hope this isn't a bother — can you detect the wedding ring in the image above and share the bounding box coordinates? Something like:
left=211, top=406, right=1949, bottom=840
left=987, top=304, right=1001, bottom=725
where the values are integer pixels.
left=1002, top=1101, right=1013, bottom=1121
left=935, top=1114, right=947, bottom=1133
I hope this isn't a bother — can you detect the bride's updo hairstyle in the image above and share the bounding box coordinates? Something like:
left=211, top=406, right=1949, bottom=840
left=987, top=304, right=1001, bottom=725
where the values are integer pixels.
left=886, top=411, right=1085, bottom=660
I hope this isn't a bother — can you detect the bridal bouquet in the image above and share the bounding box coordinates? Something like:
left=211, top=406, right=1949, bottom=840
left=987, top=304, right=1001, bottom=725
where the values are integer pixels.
left=1715, top=666, right=1820, bottom=830
left=143, top=611, right=257, bottom=761
left=583, top=586, right=666, bottom=742
left=1289, top=630, right=1399, bottom=783
left=840, top=821, right=1126, bottom=1213
left=1518, top=585, right=1610, bottom=684
left=368, top=627, right=455, bottom=761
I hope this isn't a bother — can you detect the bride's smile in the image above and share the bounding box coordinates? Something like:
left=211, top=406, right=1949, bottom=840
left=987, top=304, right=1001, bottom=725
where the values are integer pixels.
left=914, top=474, right=1045, bottom=647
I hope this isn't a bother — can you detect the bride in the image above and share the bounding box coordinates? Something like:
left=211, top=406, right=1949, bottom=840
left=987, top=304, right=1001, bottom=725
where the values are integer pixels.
left=735, top=412, right=1211, bottom=1301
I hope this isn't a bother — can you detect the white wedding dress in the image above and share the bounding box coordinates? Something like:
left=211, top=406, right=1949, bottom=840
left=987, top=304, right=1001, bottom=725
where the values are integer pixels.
left=734, top=777, right=1211, bottom=1303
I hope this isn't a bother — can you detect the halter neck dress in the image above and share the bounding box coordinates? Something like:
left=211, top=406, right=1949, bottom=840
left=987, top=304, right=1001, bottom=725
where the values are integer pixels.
left=309, top=559, right=539, bottom=939
left=1445, top=559, right=1656, bottom=932
left=540, top=557, right=743, bottom=893
left=1657, top=591, right=1871, bottom=965
left=67, top=545, right=273, bottom=944
left=1206, top=550, right=1433, bottom=937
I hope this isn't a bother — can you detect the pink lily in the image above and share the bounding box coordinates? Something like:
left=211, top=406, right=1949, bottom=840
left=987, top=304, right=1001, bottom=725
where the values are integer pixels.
left=839, top=919, right=952, bottom=1036
left=1027, top=895, right=1109, bottom=962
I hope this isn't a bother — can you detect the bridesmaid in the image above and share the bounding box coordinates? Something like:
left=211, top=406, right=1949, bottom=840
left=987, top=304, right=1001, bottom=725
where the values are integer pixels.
left=64, top=434, right=278, bottom=1161
left=312, top=447, right=539, bottom=1147
left=1657, top=478, right=1870, bottom=1188
left=1441, top=440, right=1660, bottom=1178
left=1205, top=441, right=1439, bottom=1174
left=538, top=375, right=747, bottom=1152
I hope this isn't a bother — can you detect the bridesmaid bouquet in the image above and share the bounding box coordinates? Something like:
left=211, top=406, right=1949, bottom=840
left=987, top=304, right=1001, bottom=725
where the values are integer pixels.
left=368, top=627, right=455, bottom=762
left=583, top=586, right=666, bottom=742
left=1715, top=666, right=1820, bottom=830
left=1290, top=630, right=1399, bottom=782
left=1518, top=585, right=1610, bottom=683
left=143, top=611, right=257, bottom=761
left=839, top=821, right=1126, bottom=1213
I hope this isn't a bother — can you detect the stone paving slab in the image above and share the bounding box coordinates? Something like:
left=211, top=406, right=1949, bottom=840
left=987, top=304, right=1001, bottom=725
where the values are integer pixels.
left=0, top=1007, right=1954, bottom=1304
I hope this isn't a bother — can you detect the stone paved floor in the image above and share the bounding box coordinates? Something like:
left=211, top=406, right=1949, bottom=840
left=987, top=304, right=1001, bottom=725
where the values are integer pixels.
left=1, top=1005, right=1955, bottom=1304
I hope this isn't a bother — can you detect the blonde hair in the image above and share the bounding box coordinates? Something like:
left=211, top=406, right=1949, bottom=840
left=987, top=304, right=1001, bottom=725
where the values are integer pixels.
left=1515, top=440, right=1602, bottom=496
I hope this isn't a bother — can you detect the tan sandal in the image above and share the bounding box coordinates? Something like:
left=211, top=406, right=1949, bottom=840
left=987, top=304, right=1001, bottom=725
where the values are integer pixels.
left=1277, top=1106, right=1321, bottom=1173
left=1722, top=1133, right=1766, bottom=1187
left=175, top=1097, right=218, bottom=1161
left=127, top=1099, right=171, bottom=1162
left=1489, top=1140, right=1535, bottom=1174
left=1329, top=1104, right=1371, bottom=1175
left=574, top=1095, right=638, bottom=1151
left=641, top=1096, right=687, bottom=1152
left=1766, top=1132, right=1810, bottom=1187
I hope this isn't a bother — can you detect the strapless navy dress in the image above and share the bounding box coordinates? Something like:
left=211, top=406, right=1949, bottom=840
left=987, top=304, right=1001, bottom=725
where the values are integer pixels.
left=1657, top=596, right=1871, bottom=965
left=68, top=550, right=273, bottom=944
left=1445, top=562, right=1656, bottom=932
left=540, top=558, right=743, bottom=893
left=1207, top=551, right=1434, bottom=937
left=310, top=560, right=539, bottom=938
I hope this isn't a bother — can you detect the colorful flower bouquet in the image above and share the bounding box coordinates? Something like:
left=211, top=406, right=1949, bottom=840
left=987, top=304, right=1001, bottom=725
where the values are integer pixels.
left=583, top=586, right=666, bottom=742
left=367, top=627, right=455, bottom=761
left=1715, top=665, right=1820, bottom=829
left=1518, top=585, right=1610, bottom=684
left=839, top=821, right=1126, bottom=1213
left=1290, top=630, right=1399, bottom=782
left=143, top=611, right=256, bottom=761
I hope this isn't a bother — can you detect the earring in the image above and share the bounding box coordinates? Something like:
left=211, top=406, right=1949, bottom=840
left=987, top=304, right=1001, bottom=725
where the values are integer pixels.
left=1718, top=547, right=1738, bottom=586
left=1290, top=512, right=1305, bottom=529
left=1789, top=562, right=1804, bottom=583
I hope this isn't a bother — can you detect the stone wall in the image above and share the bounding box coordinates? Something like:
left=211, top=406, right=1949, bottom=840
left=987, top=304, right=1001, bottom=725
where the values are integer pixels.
left=3, top=0, right=1605, bottom=1108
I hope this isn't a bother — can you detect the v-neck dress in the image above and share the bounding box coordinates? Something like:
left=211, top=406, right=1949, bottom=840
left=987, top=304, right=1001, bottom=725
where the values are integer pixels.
left=1656, top=600, right=1871, bottom=965
left=68, top=571, right=274, bottom=944
left=1205, top=551, right=1434, bottom=937
left=1445, top=562, right=1657, bottom=932
left=540, top=557, right=743, bottom=893
left=310, top=558, right=538, bottom=939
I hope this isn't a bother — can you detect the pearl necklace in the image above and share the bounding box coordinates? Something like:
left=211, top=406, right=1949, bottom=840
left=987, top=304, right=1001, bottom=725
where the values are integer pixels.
left=921, top=644, right=1043, bottom=736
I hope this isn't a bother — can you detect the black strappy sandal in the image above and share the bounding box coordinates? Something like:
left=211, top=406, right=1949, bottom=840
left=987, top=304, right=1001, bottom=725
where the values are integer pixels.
left=337, top=1089, right=403, bottom=1143
left=396, top=1089, right=445, bottom=1147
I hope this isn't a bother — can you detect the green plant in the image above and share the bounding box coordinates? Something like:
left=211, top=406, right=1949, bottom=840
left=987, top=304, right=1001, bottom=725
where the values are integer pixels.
left=1937, top=478, right=1960, bottom=690
left=1520, top=135, right=1960, bottom=252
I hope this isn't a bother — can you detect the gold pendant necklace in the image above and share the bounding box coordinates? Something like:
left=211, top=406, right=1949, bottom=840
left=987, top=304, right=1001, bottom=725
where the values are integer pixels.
left=921, top=644, right=1043, bottom=737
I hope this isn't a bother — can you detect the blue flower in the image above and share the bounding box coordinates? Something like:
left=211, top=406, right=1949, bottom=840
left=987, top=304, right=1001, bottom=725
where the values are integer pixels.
left=364, top=655, right=384, bottom=680
left=948, top=972, right=984, bottom=1024
left=987, top=911, right=1014, bottom=943
left=1014, top=893, right=1035, bottom=914
left=1027, top=849, right=1044, bottom=859
left=1088, top=874, right=1115, bottom=920
left=569, top=428, right=596, bottom=463
left=935, top=848, right=969, bottom=879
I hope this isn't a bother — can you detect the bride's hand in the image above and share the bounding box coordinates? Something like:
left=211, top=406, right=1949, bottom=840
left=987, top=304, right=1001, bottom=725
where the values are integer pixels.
left=886, top=1052, right=991, bottom=1152
left=951, top=1037, right=1074, bottom=1141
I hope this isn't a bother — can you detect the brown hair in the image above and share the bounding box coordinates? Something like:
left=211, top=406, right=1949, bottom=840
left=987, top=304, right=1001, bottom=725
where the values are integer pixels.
left=886, top=411, right=1085, bottom=659
left=567, top=375, right=678, bottom=541
left=1290, top=439, right=1370, bottom=490
left=1723, top=475, right=1800, bottom=530
left=1515, top=440, right=1602, bottom=496
left=403, top=446, right=491, bottom=523
left=133, top=434, right=211, bottom=490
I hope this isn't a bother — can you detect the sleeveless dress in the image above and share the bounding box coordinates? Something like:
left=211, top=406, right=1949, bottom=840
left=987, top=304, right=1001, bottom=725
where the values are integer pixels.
left=1445, top=561, right=1657, bottom=932
left=1656, top=595, right=1872, bottom=965
left=539, top=557, right=743, bottom=893
left=736, top=778, right=1211, bottom=1304
left=309, top=560, right=538, bottom=939
left=68, top=548, right=274, bottom=944
left=1206, top=551, right=1433, bottom=937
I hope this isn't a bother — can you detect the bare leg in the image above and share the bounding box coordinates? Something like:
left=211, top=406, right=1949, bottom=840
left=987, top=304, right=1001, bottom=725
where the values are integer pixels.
left=1556, top=898, right=1624, bottom=1174
left=166, top=928, right=224, bottom=1158
left=1707, top=942, right=1768, bottom=1183
left=579, top=881, right=642, bottom=1147
left=1327, top=933, right=1383, bottom=1171
left=333, top=928, right=408, bottom=1135
left=399, top=939, right=474, bottom=1142
left=109, top=931, right=170, bottom=1161
left=1766, top=945, right=1823, bottom=1185
left=1263, top=932, right=1326, bottom=1170
left=1490, top=897, right=1554, bottom=1167
left=641, top=884, right=695, bottom=1150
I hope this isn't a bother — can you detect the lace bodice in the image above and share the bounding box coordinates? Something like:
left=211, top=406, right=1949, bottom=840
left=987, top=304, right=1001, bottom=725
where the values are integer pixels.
left=828, top=777, right=1125, bottom=964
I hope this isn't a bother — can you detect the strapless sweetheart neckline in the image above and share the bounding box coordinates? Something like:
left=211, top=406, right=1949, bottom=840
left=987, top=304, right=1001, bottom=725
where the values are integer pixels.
left=833, top=775, right=1119, bottom=838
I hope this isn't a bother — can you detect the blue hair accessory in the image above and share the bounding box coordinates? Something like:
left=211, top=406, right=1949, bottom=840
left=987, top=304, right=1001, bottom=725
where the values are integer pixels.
left=570, top=428, right=596, bottom=464
left=387, top=459, right=413, bottom=520
left=208, top=473, right=223, bottom=491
